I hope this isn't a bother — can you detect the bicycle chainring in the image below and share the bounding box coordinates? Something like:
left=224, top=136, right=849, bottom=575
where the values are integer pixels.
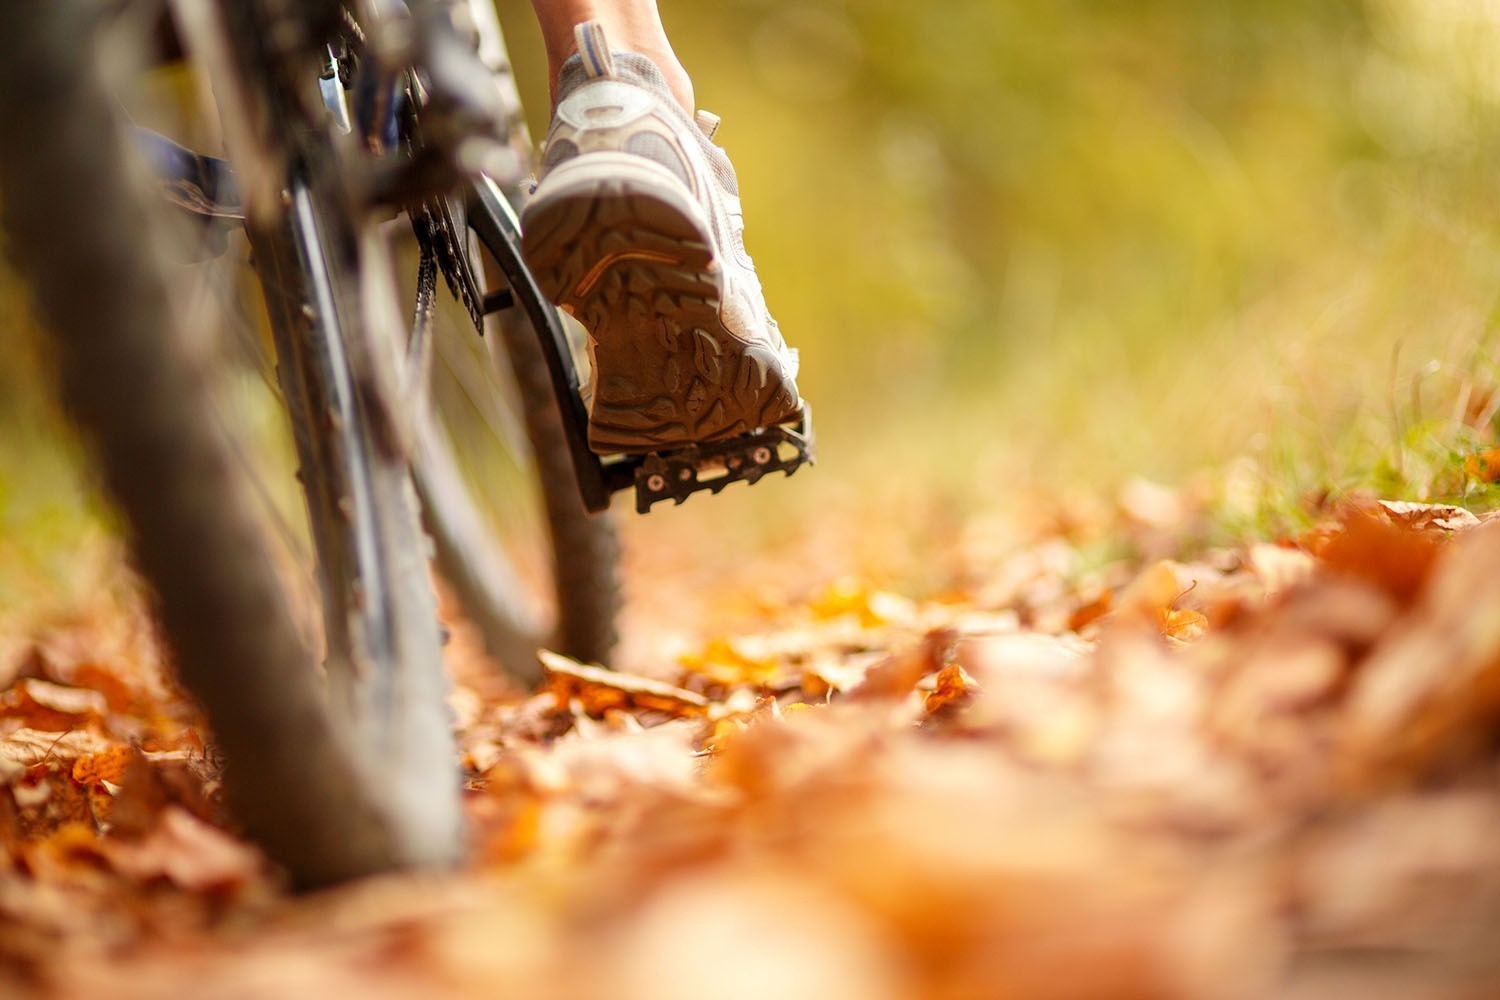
left=413, top=193, right=485, bottom=334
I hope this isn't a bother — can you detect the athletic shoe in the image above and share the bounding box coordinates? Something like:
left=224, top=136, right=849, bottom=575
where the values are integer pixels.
left=521, top=21, right=801, bottom=454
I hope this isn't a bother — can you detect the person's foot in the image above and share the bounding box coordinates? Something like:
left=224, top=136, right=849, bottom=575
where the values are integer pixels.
left=521, top=21, right=801, bottom=455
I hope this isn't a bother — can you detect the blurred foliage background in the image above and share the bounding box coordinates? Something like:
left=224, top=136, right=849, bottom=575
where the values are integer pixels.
left=504, top=0, right=1500, bottom=495
left=7, top=0, right=1500, bottom=611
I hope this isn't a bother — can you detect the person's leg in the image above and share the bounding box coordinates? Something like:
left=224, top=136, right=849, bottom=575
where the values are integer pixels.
left=528, top=0, right=693, bottom=113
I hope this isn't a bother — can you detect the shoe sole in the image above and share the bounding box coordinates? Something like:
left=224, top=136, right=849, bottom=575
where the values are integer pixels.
left=521, top=154, right=801, bottom=454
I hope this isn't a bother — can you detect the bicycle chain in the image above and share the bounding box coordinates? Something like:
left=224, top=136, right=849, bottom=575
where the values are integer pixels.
left=414, top=194, right=485, bottom=334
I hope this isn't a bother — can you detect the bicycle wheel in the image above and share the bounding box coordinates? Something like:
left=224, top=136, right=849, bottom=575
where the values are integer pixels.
left=408, top=2, right=621, bottom=682
left=193, top=0, right=468, bottom=869
left=0, top=2, right=462, bottom=886
left=411, top=183, right=621, bottom=685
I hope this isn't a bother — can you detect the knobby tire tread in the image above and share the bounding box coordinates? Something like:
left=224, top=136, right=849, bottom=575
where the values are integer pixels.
left=0, top=3, right=424, bottom=886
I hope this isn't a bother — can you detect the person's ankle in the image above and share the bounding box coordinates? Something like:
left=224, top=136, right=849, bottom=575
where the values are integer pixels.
left=635, top=46, right=694, bottom=116
left=548, top=37, right=694, bottom=116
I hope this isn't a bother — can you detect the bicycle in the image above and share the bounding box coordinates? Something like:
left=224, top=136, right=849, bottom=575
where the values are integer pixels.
left=0, top=0, right=811, bottom=887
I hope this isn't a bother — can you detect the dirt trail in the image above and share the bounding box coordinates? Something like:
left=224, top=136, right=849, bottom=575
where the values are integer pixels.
left=3, top=493, right=1500, bottom=999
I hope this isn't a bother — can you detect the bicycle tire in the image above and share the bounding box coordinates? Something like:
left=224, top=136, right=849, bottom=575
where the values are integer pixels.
left=412, top=3, right=622, bottom=682
left=245, top=175, right=463, bottom=870
left=0, top=2, right=459, bottom=886
left=415, top=186, right=621, bottom=684
left=493, top=280, right=622, bottom=669
left=208, top=0, right=466, bottom=870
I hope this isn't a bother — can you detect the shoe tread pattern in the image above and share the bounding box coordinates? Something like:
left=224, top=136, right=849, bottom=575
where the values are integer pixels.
left=522, top=178, right=800, bottom=454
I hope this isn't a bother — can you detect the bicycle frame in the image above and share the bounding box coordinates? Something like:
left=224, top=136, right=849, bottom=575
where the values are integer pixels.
left=154, top=0, right=815, bottom=516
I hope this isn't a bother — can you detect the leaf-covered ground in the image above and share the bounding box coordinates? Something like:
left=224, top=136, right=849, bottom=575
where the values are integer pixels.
left=4, top=490, right=1500, bottom=999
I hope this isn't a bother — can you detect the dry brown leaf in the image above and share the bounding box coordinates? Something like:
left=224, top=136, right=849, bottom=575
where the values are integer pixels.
left=1292, top=790, right=1500, bottom=953
left=65, top=663, right=140, bottom=715
left=847, top=630, right=951, bottom=701
left=807, top=579, right=917, bottom=628
left=1257, top=577, right=1397, bottom=656
left=1160, top=607, right=1208, bottom=643
left=1068, top=589, right=1113, bottom=632
left=540, top=652, right=709, bottom=719
left=105, top=748, right=221, bottom=838
left=798, top=651, right=877, bottom=699
left=0, top=729, right=112, bottom=769
left=101, top=806, right=263, bottom=892
left=1314, top=506, right=1445, bottom=606
left=71, top=746, right=134, bottom=788
left=677, top=636, right=787, bottom=688
left=599, top=865, right=907, bottom=1000
left=1376, top=499, right=1481, bottom=533
left=1340, top=521, right=1500, bottom=788
left=1117, top=561, right=1189, bottom=615
left=0, top=679, right=107, bottom=734
left=1112, top=561, right=1214, bottom=642
left=10, top=762, right=99, bottom=840
left=956, top=631, right=1090, bottom=682
left=923, top=662, right=978, bottom=719
left=530, top=719, right=703, bottom=806
left=1246, top=543, right=1316, bottom=595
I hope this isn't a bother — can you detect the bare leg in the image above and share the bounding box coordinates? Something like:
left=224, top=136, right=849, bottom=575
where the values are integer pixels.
left=528, top=0, right=693, bottom=113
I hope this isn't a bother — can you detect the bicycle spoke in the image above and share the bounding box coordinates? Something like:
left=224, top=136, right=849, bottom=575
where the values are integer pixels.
left=176, top=252, right=323, bottom=651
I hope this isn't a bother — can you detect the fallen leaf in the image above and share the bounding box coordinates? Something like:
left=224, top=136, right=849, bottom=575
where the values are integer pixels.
left=848, top=631, right=952, bottom=701
left=1376, top=499, right=1480, bottom=533
left=923, top=663, right=978, bottom=719
left=1246, top=543, right=1316, bottom=595
left=807, top=579, right=916, bottom=628
left=540, top=652, right=709, bottom=719
left=71, top=746, right=135, bottom=788
left=0, top=679, right=107, bottom=734
left=677, top=636, right=786, bottom=688
left=1463, top=447, right=1500, bottom=483
left=0, top=729, right=112, bottom=769
left=1160, top=607, right=1209, bottom=643
left=1314, top=507, right=1445, bottom=606
left=1067, top=589, right=1113, bottom=632
left=1340, top=521, right=1500, bottom=788
left=101, top=806, right=263, bottom=893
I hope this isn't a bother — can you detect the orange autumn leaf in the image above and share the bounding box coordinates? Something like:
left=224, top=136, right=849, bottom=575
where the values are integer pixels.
left=1464, top=447, right=1500, bottom=483
left=71, top=746, right=135, bottom=788
left=100, top=807, right=263, bottom=893
left=678, top=636, right=785, bottom=687
left=849, top=630, right=953, bottom=701
left=0, top=679, right=107, bottom=733
left=540, top=651, right=709, bottom=719
left=1068, top=590, right=1113, bottom=632
left=1160, top=607, right=1209, bottom=642
left=66, top=663, right=139, bottom=714
left=1113, top=562, right=1211, bottom=642
left=924, top=663, right=978, bottom=718
left=1314, top=506, right=1445, bottom=606
left=808, top=578, right=916, bottom=628
left=699, top=714, right=754, bottom=757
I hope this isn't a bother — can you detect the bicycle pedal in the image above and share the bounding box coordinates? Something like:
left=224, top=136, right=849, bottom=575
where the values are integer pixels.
left=626, top=405, right=815, bottom=513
